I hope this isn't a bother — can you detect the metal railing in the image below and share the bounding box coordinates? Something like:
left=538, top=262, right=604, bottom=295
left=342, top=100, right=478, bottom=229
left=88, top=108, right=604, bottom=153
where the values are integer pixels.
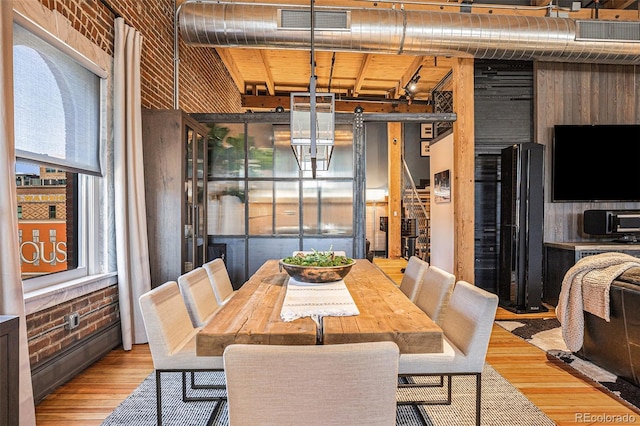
left=402, top=159, right=430, bottom=261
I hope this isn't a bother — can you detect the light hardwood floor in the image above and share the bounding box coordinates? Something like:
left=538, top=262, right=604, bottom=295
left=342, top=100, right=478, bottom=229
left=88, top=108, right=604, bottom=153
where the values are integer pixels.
left=34, top=258, right=640, bottom=425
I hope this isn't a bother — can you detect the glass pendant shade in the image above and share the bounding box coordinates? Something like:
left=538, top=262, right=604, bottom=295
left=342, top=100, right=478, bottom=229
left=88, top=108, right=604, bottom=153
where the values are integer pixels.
left=290, top=92, right=335, bottom=172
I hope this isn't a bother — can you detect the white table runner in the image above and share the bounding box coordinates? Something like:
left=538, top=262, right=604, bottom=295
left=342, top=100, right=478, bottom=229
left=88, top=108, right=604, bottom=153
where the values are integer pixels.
left=280, top=278, right=360, bottom=324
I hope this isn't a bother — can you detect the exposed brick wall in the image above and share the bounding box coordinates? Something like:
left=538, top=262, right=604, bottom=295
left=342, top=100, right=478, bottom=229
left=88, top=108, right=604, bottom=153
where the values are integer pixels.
left=36, top=0, right=242, bottom=111
left=27, top=0, right=242, bottom=367
left=26, top=285, right=120, bottom=366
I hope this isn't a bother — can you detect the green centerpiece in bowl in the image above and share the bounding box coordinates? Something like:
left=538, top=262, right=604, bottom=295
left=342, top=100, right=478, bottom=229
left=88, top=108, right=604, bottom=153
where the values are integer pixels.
left=279, top=250, right=355, bottom=283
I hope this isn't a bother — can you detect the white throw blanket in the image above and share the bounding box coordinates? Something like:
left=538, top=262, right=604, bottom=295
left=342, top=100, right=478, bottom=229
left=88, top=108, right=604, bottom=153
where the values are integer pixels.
left=280, top=278, right=360, bottom=325
left=556, top=252, right=640, bottom=352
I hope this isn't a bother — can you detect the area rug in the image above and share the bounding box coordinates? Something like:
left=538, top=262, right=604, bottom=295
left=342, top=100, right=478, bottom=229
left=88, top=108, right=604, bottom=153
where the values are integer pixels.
left=496, top=317, right=640, bottom=412
left=101, top=364, right=554, bottom=425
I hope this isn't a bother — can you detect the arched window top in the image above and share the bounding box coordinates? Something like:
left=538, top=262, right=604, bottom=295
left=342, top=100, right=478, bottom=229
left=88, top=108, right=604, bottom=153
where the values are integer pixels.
left=13, top=22, right=102, bottom=176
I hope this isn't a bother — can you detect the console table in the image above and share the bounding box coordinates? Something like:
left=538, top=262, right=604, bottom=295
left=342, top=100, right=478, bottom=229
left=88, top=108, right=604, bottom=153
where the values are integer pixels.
left=0, top=315, right=19, bottom=425
left=543, top=241, right=640, bottom=306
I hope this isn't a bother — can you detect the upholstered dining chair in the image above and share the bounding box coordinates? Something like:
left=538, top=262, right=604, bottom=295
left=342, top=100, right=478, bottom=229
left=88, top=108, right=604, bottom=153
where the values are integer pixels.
left=203, top=258, right=235, bottom=305
left=397, top=280, right=499, bottom=426
left=177, top=267, right=220, bottom=327
left=223, top=342, right=400, bottom=426
left=398, top=255, right=429, bottom=301
left=139, top=281, right=225, bottom=426
left=413, top=265, right=456, bottom=325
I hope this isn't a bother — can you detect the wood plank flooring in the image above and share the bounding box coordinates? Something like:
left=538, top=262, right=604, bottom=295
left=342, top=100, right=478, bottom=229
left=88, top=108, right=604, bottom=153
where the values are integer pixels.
left=34, top=258, right=640, bottom=425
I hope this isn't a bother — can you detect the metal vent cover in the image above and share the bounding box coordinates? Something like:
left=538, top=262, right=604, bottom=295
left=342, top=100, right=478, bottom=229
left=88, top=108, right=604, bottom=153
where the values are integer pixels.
left=279, top=10, right=350, bottom=30
left=577, top=20, right=640, bottom=42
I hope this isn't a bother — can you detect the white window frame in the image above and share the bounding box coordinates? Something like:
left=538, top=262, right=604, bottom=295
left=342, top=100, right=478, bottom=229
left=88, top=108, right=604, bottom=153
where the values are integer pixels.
left=13, top=11, right=117, bottom=314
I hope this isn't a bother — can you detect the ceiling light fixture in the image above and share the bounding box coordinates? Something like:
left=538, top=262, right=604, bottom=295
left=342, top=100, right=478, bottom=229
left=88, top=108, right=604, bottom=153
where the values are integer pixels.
left=403, top=65, right=423, bottom=103
left=290, top=0, right=335, bottom=178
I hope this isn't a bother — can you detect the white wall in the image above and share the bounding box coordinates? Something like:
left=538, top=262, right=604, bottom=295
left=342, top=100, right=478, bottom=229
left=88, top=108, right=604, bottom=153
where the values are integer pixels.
left=429, top=133, right=455, bottom=273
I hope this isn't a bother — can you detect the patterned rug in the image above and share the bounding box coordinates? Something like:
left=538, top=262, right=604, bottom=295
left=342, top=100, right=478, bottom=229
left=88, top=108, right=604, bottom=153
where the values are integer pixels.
left=496, top=317, right=640, bottom=412
left=101, top=364, right=554, bottom=425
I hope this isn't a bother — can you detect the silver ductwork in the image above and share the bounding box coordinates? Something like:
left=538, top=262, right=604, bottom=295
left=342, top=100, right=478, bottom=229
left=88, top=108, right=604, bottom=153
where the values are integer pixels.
left=178, top=1, right=640, bottom=65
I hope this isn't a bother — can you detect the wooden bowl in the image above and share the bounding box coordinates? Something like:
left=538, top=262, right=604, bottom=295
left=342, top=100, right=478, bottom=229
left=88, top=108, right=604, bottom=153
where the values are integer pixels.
left=279, top=260, right=355, bottom=283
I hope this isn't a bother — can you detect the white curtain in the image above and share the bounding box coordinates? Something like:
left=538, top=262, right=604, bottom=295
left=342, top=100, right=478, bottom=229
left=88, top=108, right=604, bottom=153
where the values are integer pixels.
left=113, top=17, right=151, bottom=350
left=0, top=1, right=36, bottom=423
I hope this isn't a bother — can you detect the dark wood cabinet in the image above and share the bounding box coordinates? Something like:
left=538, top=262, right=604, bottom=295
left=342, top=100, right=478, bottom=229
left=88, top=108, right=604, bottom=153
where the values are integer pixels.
left=0, top=315, right=19, bottom=425
left=142, top=109, right=210, bottom=287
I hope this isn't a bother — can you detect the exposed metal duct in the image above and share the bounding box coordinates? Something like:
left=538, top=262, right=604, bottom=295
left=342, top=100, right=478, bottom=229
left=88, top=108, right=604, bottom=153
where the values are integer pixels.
left=178, top=1, right=640, bottom=65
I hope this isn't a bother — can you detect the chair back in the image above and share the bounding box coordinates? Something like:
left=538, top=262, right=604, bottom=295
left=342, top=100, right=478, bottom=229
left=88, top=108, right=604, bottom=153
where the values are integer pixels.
left=414, top=265, right=455, bottom=325
left=203, top=258, right=234, bottom=304
left=139, top=281, right=198, bottom=369
left=178, top=267, right=220, bottom=327
left=440, top=280, right=499, bottom=372
left=399, top=256, right=429, bottom=301
left=223, top=342, right=400, bottom=426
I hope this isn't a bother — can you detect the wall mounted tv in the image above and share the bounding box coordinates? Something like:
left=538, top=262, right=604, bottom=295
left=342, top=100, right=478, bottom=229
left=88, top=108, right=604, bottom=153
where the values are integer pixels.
left=552, top=124, right=640, bottom=202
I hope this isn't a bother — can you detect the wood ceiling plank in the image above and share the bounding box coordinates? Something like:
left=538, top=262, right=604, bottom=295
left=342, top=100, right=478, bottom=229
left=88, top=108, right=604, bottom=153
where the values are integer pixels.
left=215, top=48, right=244, bottom=92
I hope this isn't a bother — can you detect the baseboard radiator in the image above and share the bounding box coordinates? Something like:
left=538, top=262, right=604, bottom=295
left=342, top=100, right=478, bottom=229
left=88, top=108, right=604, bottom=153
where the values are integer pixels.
left=31, top=322, right=122, bottom=404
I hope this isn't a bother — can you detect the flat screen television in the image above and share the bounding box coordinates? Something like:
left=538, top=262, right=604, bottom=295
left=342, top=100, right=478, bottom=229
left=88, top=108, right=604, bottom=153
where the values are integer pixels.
left=552, top=124, right=640, bottom=202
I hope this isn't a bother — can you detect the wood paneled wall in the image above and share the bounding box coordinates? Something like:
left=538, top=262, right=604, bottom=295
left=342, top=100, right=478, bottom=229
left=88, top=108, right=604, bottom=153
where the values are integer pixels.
left=535, top=62, right=640, bottom=244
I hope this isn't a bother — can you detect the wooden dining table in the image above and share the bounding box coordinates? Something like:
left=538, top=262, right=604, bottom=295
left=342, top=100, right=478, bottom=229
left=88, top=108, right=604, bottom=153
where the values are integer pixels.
left=196, top=259, right=443, bottom=356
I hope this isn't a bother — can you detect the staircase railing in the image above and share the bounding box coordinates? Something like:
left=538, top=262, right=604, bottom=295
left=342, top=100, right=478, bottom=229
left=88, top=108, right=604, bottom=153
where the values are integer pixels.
left=402, top=159, right=430, bottom=261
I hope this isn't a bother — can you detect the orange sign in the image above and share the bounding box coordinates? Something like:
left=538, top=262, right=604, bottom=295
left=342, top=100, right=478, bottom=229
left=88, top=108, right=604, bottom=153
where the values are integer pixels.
left=19, top=221, right=68, bottom=275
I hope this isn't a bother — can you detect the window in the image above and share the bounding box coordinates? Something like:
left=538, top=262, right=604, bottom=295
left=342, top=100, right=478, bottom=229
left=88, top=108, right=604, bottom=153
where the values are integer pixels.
left=13, top=19, right=108, bottom=293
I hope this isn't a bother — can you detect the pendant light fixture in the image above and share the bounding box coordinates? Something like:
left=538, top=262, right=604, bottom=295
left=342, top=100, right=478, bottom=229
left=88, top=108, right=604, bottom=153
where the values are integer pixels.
left=290, top=0, right=335, bottom=178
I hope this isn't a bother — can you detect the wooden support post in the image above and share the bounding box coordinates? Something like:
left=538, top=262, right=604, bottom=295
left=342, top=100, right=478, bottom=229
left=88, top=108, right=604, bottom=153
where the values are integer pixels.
left=387, top=122, right=403, bottom=258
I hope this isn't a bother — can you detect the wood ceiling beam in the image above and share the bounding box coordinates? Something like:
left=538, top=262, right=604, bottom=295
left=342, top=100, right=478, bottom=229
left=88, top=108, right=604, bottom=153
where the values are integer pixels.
left=353, top=54, right=373, bottom=97
left=241, top=94, right=433, bottom=113
left=215, top=47, right=244, bottom=92
left=259, top=51, right=276, bottom=95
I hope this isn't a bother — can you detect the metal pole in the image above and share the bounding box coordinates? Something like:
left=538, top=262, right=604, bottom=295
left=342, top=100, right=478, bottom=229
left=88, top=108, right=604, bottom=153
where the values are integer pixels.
left=309, top=0, right=317, bottom=178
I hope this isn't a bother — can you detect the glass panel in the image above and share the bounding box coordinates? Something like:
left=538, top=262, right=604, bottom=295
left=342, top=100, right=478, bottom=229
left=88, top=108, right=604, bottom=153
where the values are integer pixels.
left=208, top=180, right=245, bottom=235
left=248, top=181, right=273, bottom=235
left=184, top=127, right=195, bottom=271
left=275, top=181, right=300, bottom=235
left=16, top=161, right=77, bottom=279
left=303, top=180, right=353, bottom=236
left=301, top=124, right=353, bottom=178
left=208, top=123, right=246, bottom=178
left=247, top=123, right=274, bottom=177
left=248, top=181, right=300, bottom=235
left=273, top=125, right=301, bottom=177
left=195, top=129, right=207, bottom=267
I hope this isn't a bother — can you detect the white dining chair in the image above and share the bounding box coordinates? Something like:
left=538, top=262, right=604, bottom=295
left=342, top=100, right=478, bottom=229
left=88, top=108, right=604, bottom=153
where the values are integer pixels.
left=177, top=267, right=220, bottom=327
left=397, top=280, right=499, bottom=426
left=398, top=256, right=429, bottom=301
left=223, top=342, right=400, bottom=426
left=413, top=265, right=456, bottom=325
left=139, top=281, right=225, bottom=426
left=203, top=258, right=235, bottom=305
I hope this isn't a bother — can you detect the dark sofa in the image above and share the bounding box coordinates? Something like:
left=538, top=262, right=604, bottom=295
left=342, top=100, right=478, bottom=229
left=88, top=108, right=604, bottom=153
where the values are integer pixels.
left=580, top=267, right=640, bottom=387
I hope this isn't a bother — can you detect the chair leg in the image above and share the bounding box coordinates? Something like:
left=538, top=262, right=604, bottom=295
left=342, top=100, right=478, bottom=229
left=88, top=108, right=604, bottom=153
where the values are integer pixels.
left=156, top=370, right=163, bottom=426
left=475, top=373, right=481, bottom=426
left=398, top=375, right=444, bottom=388
left=181, top=371, right=227, bottom=403
left=190, top=371, right=226, bottom=390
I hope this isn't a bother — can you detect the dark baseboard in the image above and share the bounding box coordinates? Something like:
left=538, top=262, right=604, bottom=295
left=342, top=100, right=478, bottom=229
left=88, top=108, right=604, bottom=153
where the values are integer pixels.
left=32, top=322, right=122, bottom=404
